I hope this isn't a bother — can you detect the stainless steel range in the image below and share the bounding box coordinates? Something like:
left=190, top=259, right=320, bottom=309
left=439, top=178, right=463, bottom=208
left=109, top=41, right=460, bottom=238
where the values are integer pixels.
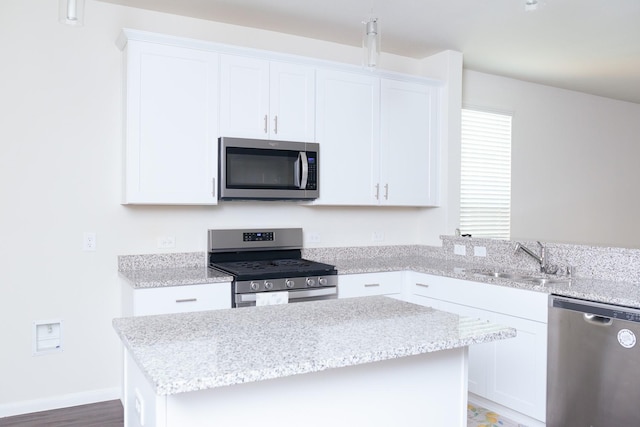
left=207, top=228, right=338, bottom=308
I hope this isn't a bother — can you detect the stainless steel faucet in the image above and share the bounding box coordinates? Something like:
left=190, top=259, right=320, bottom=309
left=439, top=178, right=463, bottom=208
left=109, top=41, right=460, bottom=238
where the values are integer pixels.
left=514, top=241, right=548, bottom=273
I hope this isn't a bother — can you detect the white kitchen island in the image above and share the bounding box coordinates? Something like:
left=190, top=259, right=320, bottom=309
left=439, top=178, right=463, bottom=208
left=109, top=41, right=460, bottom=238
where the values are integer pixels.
left=113, top=296, right=515, bottom=427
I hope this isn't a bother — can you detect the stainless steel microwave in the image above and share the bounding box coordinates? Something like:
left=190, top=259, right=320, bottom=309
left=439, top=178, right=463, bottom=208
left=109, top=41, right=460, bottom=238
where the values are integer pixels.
left=218, top=137, right=319, bottom=201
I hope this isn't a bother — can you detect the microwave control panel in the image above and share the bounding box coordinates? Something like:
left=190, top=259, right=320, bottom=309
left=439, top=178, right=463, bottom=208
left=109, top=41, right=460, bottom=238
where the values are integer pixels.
left=307, top=154, right=317, bottom=190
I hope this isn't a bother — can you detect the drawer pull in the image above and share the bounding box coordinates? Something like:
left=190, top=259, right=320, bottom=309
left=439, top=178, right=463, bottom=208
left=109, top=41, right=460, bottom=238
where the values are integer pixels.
left=364, top=283, right=381, bottom=287
left=415, top=283, right=430, bottom=288
left=175, top=298, right=197, bottom=303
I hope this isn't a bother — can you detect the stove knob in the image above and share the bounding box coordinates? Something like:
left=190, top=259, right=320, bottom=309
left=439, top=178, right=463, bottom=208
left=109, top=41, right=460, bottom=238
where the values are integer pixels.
left=264, top=281, right=273, bottom=290
left=318, top=277, right=327, bottom=286
left=285, top=279, right=295, bottom=289
left=306, top=278, right=316, bottom=287
left=250, top=281, right=260, bottom=291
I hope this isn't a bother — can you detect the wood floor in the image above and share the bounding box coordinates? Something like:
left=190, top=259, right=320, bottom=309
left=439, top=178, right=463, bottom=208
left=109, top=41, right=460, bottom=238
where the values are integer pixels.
left=0, top=400, right=123, bottom=427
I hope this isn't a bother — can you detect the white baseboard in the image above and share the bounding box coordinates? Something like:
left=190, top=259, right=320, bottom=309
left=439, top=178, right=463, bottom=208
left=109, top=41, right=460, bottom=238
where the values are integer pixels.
left=468, top=393, right=546, bottom=427
left=0, top=387, right=122, bottom=418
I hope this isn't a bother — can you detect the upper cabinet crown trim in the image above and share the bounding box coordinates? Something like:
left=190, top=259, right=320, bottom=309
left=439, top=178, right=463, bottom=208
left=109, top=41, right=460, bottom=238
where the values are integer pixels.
left=116, top=28, right=445, bottom=87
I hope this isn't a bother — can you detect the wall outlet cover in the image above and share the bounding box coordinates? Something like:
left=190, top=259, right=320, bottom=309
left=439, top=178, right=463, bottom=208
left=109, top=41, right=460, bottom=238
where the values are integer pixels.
left=474, top=246, right=487, bottom=257
left=308, top=232, right=321, bottom=243
left=454, top=244, right=466, bottom=256
left=83, top=232, right=96, bottom=251
left=157, top=236, right=176, bottom=248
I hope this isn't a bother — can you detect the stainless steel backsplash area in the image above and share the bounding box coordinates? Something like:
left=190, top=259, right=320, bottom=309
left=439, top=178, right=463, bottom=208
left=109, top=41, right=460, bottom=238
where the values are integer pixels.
left=441, top=235, right=640, bottom=283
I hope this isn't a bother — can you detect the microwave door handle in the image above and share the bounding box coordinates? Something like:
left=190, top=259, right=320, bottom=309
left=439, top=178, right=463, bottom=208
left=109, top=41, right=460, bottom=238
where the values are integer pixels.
left=298, top=152, right=309, bottom=190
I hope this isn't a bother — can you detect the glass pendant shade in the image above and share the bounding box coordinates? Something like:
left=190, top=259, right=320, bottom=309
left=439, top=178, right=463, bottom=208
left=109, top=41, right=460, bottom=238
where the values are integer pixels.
left=363, top=18, right=380, bottom=68
left=59, top=0, right=85, bottom=26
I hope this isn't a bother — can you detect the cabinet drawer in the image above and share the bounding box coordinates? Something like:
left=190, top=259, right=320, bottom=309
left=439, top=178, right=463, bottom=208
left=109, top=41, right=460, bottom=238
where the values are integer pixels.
left=133, top=283, right=231, bottom=316
left=338, top=272, right=403, bottom=298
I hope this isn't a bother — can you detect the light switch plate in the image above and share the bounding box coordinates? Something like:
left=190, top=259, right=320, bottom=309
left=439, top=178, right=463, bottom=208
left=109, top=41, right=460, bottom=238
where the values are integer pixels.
left=454, top=244, right=466, bottom=256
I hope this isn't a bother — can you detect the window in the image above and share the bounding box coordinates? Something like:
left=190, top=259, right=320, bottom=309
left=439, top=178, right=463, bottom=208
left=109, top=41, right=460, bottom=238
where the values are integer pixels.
left=460, top=108, right=512, bottom=239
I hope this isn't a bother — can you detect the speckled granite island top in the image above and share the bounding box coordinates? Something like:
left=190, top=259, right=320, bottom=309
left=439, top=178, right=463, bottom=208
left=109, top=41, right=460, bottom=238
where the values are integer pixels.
left=112, top=296, right=515, bottom=396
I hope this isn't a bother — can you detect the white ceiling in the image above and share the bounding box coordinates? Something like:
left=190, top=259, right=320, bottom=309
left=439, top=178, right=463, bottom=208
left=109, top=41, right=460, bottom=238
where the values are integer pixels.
left=99, top=0, right=640, bottom=104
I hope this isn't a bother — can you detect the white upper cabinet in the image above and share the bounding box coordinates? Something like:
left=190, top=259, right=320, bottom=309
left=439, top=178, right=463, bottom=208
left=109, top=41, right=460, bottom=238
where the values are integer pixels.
left=315, top=71, right=440, bottom=206
left=315, top=69, right=380, bottom=205
left=123, top=41, right=219, bottom=205
left=118, top=30, right=446, bottom=206
left=219, top=55, right=315, bottom=142
left=380, top=79, right=440, bottom=206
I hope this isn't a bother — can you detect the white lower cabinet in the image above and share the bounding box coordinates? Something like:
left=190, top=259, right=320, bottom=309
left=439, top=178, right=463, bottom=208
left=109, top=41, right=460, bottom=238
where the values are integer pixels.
left=125, top=283, right=232, bottom=316
left=404, top=272, right=547, bottom=422
left=338, top=271, right=403, bottom=299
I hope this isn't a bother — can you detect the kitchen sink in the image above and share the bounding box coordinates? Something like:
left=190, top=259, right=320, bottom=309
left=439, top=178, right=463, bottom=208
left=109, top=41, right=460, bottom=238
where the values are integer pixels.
left=522, top=277, right=570, bottom=286
left=473, top=271, right=531, bottom=280
left=473, top=270, right=570, bottom=286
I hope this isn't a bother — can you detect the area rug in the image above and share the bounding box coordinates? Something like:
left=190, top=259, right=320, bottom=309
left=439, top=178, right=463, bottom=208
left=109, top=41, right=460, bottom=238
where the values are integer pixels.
left=467, top=403, right=523, bottom=427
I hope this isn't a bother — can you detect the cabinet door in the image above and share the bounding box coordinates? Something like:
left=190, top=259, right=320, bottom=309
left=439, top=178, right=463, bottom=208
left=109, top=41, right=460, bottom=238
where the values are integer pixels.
left=380, top=79, right=440, bottom=206
left=219, top=55, right=270, bottom=138
left=488, top=313, right=547, bottom=421
left=404, top=272, right=547, bottom=421
left=314, top=69, right=380, bottom=205
left=269, top=62, right=315, bottom=142
left=124, top=42, right=219, bottom=204
left=338, top=272, right=403, bottom=299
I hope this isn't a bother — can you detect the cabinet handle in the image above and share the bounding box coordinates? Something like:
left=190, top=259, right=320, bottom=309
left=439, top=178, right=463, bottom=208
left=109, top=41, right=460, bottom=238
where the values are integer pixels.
left=415, top=283, right=429, bottom=288
left=375, top=183, right=380, bottom=200
left=274, top=115, right=278, bottom=134
left=384, top=183, right=389, bottom=200
left=264, top=115, right=268, bottom=134
left=364, top=283, right=380, bottom=287
left=212, top=177, right=216, bottom=198
left=175, top=298, right=197, bottom=303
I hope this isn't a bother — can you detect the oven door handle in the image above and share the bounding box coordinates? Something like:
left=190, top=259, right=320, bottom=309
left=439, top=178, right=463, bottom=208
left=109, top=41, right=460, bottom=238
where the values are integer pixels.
left=238, top=287, right=336, bottom=303
left=295, top=151, right=309, bottom=190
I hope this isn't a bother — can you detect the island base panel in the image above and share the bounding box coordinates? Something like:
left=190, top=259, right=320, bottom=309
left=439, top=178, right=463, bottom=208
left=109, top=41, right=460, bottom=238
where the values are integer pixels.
left=124, top=348, right=469, bottom=427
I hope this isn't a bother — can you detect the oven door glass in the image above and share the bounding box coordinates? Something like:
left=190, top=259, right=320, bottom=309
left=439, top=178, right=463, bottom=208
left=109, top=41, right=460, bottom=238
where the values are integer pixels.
left=234, top=287, right=337, bottom=308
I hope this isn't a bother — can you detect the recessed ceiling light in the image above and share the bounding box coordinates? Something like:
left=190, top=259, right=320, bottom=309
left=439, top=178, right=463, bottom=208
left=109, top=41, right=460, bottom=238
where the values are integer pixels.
left=525, top=0, right=539, bottom=12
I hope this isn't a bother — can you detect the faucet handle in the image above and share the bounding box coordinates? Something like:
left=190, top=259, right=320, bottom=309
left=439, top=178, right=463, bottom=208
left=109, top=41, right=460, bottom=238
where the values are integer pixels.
left=564, top=265, right=575, bottom=278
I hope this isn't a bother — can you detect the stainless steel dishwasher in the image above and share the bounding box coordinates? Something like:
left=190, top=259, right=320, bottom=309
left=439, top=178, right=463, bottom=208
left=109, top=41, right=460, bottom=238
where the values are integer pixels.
left=547, top=295, right=640, bottom=426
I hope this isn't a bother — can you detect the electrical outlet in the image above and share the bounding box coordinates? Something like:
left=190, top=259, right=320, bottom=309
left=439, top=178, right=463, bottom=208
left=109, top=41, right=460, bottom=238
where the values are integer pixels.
left=454, top=244, right=466, bottom=256
left=134, top=389, right=145, bottom=426
left=474, top=246, right=487, bottom=257
left=308, top=232, right=321, bottom=243
left=83, top=232, right=96, bottom=251
left=157, top=236, right=176, bottom=248
left=372, top=231, right=385, bottom=242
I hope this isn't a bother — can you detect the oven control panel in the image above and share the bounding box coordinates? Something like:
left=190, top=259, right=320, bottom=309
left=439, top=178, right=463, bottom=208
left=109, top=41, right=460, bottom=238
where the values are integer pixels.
left=243, top=231, right=274, bottom=242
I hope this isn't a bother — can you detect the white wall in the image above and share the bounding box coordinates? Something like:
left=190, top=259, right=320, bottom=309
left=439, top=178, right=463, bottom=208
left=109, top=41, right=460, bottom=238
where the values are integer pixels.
left=0, top=0, right=455, bottom=413
left=462, top=70, right=640, bottom=248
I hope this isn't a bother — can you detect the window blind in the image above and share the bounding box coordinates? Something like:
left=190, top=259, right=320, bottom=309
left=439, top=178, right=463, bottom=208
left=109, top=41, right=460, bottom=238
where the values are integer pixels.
left=460, top=108, right=512, bottom=239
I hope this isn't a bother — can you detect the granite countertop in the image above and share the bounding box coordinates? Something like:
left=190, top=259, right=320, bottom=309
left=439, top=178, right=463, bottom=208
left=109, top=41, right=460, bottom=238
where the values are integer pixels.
left=119, top=252, right=640, bottom=308
left=332, top=255, right=640, bottom=309
left=119, top=267, right=233, bottom=289
left=112, top=296, right=515, bottom=395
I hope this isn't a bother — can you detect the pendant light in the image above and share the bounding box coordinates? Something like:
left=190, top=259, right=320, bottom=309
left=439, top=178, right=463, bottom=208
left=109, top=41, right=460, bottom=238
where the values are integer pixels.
left=363, top=17, right=380, bottom=68
left=59, top=0, right=85, bottom=26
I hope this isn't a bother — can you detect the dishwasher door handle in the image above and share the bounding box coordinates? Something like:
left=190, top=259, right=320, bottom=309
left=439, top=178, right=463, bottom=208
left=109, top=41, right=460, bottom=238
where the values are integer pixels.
left=584, top=313, right=613, bottom=326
